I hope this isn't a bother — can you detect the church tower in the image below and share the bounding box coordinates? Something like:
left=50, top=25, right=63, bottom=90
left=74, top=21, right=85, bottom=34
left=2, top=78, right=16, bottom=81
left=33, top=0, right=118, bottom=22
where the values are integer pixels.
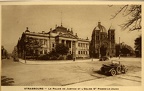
left=108, top=26, right=115, bottom=57
left=90, top=22, right=116, bottom=58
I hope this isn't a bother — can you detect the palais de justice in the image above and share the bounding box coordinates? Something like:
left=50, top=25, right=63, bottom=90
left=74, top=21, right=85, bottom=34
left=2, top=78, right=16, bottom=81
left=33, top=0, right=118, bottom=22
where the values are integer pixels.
left=17, top=24, right=90, bottom=59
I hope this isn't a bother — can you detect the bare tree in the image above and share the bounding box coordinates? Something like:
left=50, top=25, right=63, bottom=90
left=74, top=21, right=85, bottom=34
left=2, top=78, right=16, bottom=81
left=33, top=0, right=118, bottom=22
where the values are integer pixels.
left=110, top=5, right=141, bottom=31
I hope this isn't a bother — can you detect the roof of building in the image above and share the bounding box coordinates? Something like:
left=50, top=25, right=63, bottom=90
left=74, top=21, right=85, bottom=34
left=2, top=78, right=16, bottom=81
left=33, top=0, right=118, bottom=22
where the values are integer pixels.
left=94, top=22, right=107, bottom=32
left=109, top=25, right=115, bottom=30
left=22, top=25, right=89, bottom=41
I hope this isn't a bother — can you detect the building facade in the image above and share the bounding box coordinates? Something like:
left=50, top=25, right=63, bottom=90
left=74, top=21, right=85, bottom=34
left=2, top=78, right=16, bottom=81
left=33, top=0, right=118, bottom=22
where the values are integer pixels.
left=17, top=25, right=90, bottom=59
left=90, top=22, right=115, bottom=58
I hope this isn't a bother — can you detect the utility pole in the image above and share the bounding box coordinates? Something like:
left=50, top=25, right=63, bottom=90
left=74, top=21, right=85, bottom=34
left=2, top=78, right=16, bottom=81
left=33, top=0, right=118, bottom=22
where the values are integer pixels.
left=61, top=11, right=63, bottom=26
left=119, top=37, right=121, bottom=59
left=24, top=41, right=27, bottom=64
left=25, top=51, right=26, bottom=63
left=92, top=51, right=93, bottom=61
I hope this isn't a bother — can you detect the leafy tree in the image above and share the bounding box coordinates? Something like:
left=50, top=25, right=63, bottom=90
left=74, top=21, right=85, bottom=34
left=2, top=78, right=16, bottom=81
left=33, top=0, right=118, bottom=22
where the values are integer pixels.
left=48, top=49, right=59, bottom=60
left=22, top=37, right=43, bottom=59
left=25, top=37, right=41, bottom=55
left=110, top=5, right=141, bottom=31
left=134, top=35, right=141, bottom=57
left=12, top=46, right=19, bottom=61
left=121, top=47, right=130, bottom=56
left=38, top=44, right=69, bottom=60
left=1, top=46, right=9, bottom=59
left=1, top=76, right=14, bottom=86
left=115, top=43, right=134, bottom=57
left=55, top=43, right=69, bottom=56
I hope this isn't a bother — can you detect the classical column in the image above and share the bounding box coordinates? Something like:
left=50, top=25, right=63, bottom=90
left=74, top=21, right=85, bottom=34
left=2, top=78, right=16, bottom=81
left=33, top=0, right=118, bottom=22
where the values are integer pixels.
left=64, top=40, right=66, bottom=45
left=59, top=39, right=61, bottom=43
left=72, top=41, right=76, bottom=61
left=42, top=49, right=44, bottom=54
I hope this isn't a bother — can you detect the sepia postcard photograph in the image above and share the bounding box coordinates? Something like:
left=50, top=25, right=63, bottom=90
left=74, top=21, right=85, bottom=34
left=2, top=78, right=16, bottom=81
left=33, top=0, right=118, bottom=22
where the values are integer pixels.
left=1, top=1, right=143, bottom=91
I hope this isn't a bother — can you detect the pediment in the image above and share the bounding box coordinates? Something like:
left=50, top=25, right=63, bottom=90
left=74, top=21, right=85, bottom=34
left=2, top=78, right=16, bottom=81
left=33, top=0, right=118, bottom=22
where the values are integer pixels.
left=58, top=33, right=77, bottom=39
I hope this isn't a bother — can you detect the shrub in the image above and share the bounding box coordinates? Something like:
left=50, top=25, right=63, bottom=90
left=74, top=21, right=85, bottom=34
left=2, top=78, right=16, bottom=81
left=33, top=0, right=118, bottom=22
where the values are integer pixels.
left=50, top=56, right=58, bottom=60
left=58, top=56, right=64, bottom=60
left=66, top=54, right=73, bottom=60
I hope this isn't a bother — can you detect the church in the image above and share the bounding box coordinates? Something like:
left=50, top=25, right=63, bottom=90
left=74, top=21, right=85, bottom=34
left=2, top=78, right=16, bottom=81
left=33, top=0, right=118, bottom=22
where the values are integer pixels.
left=17, top=24, right=90, bottom=59
left=90, top=22, right=115, bottom=58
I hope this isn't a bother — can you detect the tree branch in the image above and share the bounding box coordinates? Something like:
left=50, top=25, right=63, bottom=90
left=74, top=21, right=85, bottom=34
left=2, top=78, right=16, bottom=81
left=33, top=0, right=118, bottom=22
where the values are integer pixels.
left=110, top=5, right=128, bottom=20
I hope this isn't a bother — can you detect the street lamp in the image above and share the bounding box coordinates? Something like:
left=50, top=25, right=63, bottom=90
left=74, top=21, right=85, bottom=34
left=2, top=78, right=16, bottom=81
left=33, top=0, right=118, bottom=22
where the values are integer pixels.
left=72, top=41, right=76, bottom=61
left=119, top=37, right=121, bottom=59
left=91, top=51, right=93, bottom=61
left=98, top=45, right=101, bottom=59
left=24, top=37, right=28, bottom=63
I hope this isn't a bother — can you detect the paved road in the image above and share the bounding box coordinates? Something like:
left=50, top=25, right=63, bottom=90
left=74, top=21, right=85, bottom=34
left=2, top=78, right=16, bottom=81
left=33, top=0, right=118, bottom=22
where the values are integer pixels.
left=1, top=57, right=141, bottom=86
left=68, top=71, right=141, bottom=86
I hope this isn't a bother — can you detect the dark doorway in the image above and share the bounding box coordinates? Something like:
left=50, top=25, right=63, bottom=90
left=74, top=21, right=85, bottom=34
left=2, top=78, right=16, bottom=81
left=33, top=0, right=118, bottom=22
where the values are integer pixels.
left=100, top=45, right=107, bottom=57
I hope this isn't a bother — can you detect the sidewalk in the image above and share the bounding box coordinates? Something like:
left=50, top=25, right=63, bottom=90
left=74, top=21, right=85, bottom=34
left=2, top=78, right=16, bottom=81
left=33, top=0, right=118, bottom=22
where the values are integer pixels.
left=19, top=58, right=99, bottom=65
left=18, top=57, right=123, bottom=65
left=18, top=57, right=135, bottom=65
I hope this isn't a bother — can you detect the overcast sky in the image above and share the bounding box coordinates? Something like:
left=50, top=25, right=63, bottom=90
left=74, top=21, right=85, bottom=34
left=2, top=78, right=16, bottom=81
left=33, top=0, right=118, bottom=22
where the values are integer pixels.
left=2, top=5, right=141, bottom=53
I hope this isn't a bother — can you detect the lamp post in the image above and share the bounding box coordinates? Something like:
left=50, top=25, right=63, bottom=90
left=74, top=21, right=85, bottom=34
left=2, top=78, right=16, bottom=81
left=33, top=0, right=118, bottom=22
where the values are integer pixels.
left=91, top=51, right=93, bottom=61
left=119, top=37, right=121, bottom=59
left=24, top=50, right=26, bottom=63
left=72, top=41, right=75, bottom=61
left=99, top=45, right=101, bottom=59
left=24, top=37, right=28, bottom=64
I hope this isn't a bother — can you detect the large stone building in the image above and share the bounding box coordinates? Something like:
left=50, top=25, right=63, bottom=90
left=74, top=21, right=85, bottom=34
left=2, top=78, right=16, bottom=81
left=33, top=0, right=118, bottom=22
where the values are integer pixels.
left=17, top=24, right=90, bottom=59
left=90, top=22, right=115, bottom=58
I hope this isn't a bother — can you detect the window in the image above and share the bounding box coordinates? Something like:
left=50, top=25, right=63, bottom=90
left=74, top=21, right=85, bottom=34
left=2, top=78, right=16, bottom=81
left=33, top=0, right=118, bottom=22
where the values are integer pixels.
left=62, top=40, right=64, bottom=44
left=96, top=31, right=99, bottom=34
left=44, top=50, right=47, bottom=54
left=112, top=50, right=114, bottom=53
left=78, top=51, right=80, bottom=54
left=78, top=43, right=80, bottom=47
left=52, top=43, right=55, bottom=47
left=96, top=36, right=99, bottom=40
left=111, top=31, right=114, bottom=33
left=83, top=51, right=85, bottom=54
left=44, top=40, right=47, bottom=45
left=40, top=51, right=43, bottom=54
left=111, top=35, right=114, bottom=40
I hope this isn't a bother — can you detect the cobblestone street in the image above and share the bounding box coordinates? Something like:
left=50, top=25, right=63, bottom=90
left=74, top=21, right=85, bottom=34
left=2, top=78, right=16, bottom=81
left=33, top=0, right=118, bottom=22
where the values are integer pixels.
left=1, top=57, right=141, bottom=86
